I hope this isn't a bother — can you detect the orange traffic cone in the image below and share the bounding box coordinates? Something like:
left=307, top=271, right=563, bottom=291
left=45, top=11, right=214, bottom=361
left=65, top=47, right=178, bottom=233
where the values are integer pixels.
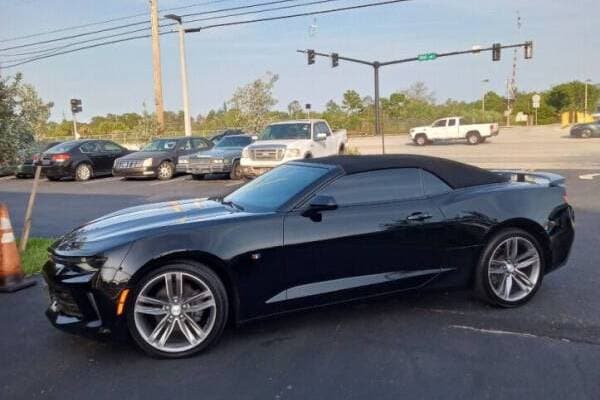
left=0, top=204, right=36, bottom=292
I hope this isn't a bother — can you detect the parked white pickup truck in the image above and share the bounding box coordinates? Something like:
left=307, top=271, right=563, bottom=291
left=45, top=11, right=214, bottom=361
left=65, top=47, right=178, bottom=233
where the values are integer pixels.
left=409, top=117, right=499, bottom=146
left=240, top=119, right=347, bottom=178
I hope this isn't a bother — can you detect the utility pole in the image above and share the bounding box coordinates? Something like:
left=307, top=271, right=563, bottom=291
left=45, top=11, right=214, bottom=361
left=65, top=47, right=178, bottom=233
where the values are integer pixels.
left=165, top=14, right=192, bottom=136
left=585, top=79, right=591, bottom=115
left=507, top=11, right=522, bottom=127
left=482, top=79, right=490, bottom=112
left=150, top=0, right=165, bottom=133
left=70, top=99, right=82, bottom=140
left=299, top=41, right=532, bottom=154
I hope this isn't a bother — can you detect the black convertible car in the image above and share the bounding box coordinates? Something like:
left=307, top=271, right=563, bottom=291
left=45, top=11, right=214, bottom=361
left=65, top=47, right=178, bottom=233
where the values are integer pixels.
left=42, top=155, right=574, bottom=358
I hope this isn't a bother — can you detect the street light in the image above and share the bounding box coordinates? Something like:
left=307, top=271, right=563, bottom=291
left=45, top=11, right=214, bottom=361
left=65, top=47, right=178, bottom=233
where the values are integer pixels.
left=584, top=79, right=592, bottom=116
left=481, top=79, right=490, bottom=112
left=165, top=14, right=192, bottom=136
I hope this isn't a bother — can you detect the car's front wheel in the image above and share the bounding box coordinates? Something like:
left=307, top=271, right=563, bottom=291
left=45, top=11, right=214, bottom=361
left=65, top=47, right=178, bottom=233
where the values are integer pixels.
left=475, top=228, right=544, bottom=307
left=581, top=129, right=593, bottom=138
left=127, top=261, right=229, bottom=358
left=157, top=161, right=174, bottom=180
left=414, top=134, right=428, bottom=146
left=229, top=160, right=242, bottom=180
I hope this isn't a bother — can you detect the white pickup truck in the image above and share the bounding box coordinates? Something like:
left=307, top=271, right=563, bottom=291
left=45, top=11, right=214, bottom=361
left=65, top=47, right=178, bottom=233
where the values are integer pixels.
left=409, top=117, right=499, bottom=146
left=240, top=119, right=347, bottom=178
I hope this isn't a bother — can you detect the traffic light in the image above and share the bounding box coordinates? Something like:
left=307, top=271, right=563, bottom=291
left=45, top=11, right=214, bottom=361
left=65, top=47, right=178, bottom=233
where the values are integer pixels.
left=70, top=98, right=82, bottom=113
left=524, top=41, right=533, bottom=59
left=492, top=43, right=501, bottom=61
left=307, top=49, right=315, bottom=65
left=331, top=53, right=339, bottom=68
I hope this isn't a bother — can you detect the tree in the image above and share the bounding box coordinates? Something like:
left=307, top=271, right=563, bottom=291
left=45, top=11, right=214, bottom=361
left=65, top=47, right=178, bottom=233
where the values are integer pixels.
left=341, top=90, right=363, bottom=114
left=229, top=72, right=279, bottom=133
left=402, top=81, right=435, bottom=103
left=287, top=100, right=303, bottom=118
left=546, top=81, right=599, bottom=114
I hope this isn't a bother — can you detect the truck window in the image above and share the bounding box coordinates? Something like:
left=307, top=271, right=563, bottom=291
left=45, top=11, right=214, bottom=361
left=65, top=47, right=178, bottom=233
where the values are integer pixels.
left=260, top=123, right=311, bottom=140
left=448, top=119, right=456, bottom=127
left=316, top=122, right=331, bottom=137
left=433, top=119, right=446, bottom=127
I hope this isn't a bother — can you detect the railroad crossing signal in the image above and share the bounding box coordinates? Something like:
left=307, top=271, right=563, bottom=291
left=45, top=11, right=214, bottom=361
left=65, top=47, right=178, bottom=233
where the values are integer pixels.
left=331, top=53, right=339, bottom=68
left=307, top=49, right=315, bottom=65
left=417, top=53, right=437, bottom=62
left=492, top=43, right=501, bottom=61
left=70, top=99, right=82, bottom=113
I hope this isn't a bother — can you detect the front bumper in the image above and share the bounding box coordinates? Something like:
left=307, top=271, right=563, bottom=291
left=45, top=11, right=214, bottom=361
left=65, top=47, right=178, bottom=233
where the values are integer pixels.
left=176, top=163, right=232, bottom=175
left=242, top=166, right=273, bottom=178
left=112, top=166, right=156, bottom=178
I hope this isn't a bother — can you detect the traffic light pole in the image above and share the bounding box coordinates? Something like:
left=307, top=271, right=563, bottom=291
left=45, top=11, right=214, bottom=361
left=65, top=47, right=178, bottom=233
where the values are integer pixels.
left=71, top=111, right=79, bottom=140
left=298, top=41, right=532, bottom=154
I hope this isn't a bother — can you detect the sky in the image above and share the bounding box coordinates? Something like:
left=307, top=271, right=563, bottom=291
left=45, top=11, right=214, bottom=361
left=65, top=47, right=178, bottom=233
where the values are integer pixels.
left=0, top=0, right=597, bottom=122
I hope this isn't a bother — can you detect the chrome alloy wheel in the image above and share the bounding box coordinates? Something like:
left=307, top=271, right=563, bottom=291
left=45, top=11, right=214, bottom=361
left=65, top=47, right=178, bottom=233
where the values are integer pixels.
left=488, top=236, right=541, bottom=302
left=157, top=162, right=173, bottom=180
left=133, top=272, right=217, bottom=353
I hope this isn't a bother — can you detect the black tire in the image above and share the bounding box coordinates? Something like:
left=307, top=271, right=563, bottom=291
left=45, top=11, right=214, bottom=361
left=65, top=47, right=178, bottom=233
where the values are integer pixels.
left=466, top=131, right=481, bottom=145
left=581, top=129, right=592, bottom=139
left=229, top=160, right=242, bottom=180
left=74, top=163, right=93, bottom=181
left=414, top=134, right=428, bottom=146
left=157, top=161, right=174, bottom=180
left=474, top=228, right=545, bottom=308
left=127, top=261, right=229, bottom=359
left=191, top=174, right=205, bottom=181
left=338, top=144, right=346, bottom=155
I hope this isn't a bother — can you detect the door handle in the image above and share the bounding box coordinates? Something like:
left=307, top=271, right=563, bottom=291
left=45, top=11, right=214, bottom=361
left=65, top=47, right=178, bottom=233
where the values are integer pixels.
left=406, top=212, right=433, bottom=222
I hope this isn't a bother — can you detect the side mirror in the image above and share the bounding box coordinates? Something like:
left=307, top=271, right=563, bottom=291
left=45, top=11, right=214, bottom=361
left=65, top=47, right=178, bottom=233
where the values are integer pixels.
left=302, top=195, right=338, bottom=218
left=315, top=132, right=327, bottom=141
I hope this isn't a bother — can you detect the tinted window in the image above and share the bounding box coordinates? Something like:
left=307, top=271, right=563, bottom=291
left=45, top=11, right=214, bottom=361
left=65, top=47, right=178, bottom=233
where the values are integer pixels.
left=142, top=139, right=178, bottom=152
left=421, top=170, right=452, bottom=196
left=319, top=168, right=423, bottom=206
left=79, top=142, right=101, bottom=153
left=448, top=119, right=456, bottom=126
left=178, top=139, right=193, bottom=151
left=260, top=123, right=310, bottom=140
left=192, top=138, right=210, bottom=149
left=215, top=136, right=252, bottom=148
left=433, top=119, right=446, bottom=127
left=103, top=141, right=123, bottom=152
left=315, top=122, right=331, bottom=136
left=45, top=142, right=79, bottom=153
left=224, top=164, right=329, bottom=212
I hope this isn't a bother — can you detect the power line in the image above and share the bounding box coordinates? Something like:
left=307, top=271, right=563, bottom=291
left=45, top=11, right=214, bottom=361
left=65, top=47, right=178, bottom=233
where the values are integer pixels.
left=1, top=0, right=409, bottom=69
left=0, top=0, right=236, bottom=44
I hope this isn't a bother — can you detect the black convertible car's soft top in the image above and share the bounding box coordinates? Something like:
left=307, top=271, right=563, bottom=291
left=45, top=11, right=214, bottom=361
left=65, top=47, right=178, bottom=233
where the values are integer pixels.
left=302, top=154, right=509, bottom=188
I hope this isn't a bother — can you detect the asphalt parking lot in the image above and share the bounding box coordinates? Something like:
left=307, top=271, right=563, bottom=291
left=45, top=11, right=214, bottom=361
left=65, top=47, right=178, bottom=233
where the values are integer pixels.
left=1, top=135, right=600, bottom=399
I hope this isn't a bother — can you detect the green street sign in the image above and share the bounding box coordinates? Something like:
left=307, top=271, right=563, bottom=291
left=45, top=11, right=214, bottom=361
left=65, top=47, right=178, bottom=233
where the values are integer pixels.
left=417, top=53, right=438, bottom=61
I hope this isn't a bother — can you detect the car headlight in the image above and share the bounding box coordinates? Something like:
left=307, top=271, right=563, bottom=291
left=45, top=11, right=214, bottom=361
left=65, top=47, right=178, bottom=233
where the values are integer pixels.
left=211, top=159, right=224, bottom=164
left=285, top=148, right=301, bottom=158
left=242, top=148, right=250, bottom=158
left=142, top=158, right=153, bottom=167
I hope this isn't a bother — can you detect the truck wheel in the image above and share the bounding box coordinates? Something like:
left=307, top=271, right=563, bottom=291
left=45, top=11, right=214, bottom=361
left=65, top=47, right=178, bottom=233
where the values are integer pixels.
left=414, top=134, right=428, bottom=146
left=466, top=131, right=481, bottom=145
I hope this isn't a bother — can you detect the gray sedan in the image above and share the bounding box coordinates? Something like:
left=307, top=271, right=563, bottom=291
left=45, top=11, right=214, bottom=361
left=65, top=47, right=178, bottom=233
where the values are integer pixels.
left=177, top=135, right=254, bottom=180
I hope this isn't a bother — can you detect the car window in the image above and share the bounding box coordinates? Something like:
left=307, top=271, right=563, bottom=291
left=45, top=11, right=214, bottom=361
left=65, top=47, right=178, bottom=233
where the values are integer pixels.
left=421, top=170, right=452, bottom=196
left=316, top=122, right=331, bottom=136
left=45, top=142, right=78, bottom=153
left=103, top=141, right=124, bottom=152
left=448, top=119, right=456, bottom=126
left=79, top=142, right=101, bottom=153
left=141, top=139, right=178, bottom=152
left=433, top=119, right=447, bottom=127
left=178, top=139, right=193, bottom=151
left=215, top=136, right=252, bottom=148
left=260, top=123, right=310, bottom=140
left=318, top=168, right=424, bottom=206
left=192, top=138, right=210, bottom=150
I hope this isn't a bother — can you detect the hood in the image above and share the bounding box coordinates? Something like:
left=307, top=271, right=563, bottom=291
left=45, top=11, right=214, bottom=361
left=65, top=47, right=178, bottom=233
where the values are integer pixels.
left=191, top=148, right=242, bottom=158
left=247, top=140, right=306, bottom=148
left=119, top=150, right=171, bottom=160
left=52, top=198, right=241, bottom=256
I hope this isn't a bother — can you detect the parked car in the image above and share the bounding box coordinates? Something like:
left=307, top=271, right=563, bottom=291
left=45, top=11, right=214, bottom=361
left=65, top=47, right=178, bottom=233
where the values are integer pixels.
left=40, top=140, right=130, bottom=181
left=177, top=134, right=254, bottom=180
left=240, top=119, right=347, bottom=179
left=569, top=120, right=600, bottom=138
left=113, top=137, right=212, bottom=180
left=15, top=141, right=62, bottom=178
left=209, top=129, right=246, bottom=145
left=409, top=117, right=499, bottom=145
left=42, top=154, right=574, bottom=358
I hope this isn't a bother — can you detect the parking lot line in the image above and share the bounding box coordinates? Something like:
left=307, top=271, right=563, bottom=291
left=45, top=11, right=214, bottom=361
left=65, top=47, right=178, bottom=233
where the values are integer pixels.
left=149, top=176, right=190, bottom=186
left=225, top=181, right=242, bottom=187
left=579, top=173, right=600, bottom=180
left=81, top=177, right=124, bottom=185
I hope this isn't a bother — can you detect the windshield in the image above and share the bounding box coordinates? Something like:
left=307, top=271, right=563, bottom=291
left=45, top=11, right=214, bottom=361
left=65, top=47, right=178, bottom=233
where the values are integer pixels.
left=45, top=142, right=78, bottom=153
left=215, top=136, right=252, bottom=148
left=259, top=123, right=311, bottom=140
left=142, top=139, right=178, bottom=152
left=224, top=164, right=329, bottom=212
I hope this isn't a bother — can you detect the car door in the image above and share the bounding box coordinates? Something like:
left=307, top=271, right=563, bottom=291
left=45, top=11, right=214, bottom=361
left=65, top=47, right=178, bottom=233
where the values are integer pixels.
left=102, top=141, right=128, bottom=170
left=79, top=141, right=107, bottom=172
left=175, top=138, right=196, bottom=162
left=430, top=118, right=448, bottom=139
left=281, top=168, right=445, bottom=308
left=446, top=118, right=460, bottom=139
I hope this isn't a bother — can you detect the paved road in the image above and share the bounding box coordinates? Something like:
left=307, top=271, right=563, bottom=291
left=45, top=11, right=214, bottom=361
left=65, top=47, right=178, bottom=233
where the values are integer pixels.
left=1, top=170, right=600, bottom=399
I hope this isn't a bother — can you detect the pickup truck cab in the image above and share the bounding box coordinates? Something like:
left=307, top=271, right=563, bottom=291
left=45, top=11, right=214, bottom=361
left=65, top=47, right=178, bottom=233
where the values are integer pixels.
left=240, top=119, right=347, bottom=179
left=409, top=117, right=499, bottom=146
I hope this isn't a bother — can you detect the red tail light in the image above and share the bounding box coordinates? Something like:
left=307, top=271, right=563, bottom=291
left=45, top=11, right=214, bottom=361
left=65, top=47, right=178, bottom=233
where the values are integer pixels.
left=51, top=153, right=71, bottom=162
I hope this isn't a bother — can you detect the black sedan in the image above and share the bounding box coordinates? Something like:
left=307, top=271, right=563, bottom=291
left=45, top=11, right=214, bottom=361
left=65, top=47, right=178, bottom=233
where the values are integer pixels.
left=15, top=141, right=61, bottom=178
left=42, top=155, right=574, bottom=358
left=570, top=120, right=600, bottom=138
left=40, top=140, right=130, bottom=181
left=112, top=137, right=212, bottom=180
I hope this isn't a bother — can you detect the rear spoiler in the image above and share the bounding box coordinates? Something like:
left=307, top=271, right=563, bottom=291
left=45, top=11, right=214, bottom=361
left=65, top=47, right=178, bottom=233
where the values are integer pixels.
left=492, top=170, right=566, bottom=187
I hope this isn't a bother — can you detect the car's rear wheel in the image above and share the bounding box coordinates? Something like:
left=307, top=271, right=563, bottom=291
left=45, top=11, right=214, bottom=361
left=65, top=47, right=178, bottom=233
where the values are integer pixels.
left=414, top=134, right=428, bottom=146
left=475, top=228, right=544, bottom=307
left=581, top=129, right=593, bottom=138
left=229, top=160, right=242, bottom=180
left=127, top=261, right=228, bottom=358
left=75, top=163, right=92, bottom=181
left=157, top=161, right=174, bottom=180
left=466, top=131, right=481, bottom=145
left=47, top=176, right=60, bottom=182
